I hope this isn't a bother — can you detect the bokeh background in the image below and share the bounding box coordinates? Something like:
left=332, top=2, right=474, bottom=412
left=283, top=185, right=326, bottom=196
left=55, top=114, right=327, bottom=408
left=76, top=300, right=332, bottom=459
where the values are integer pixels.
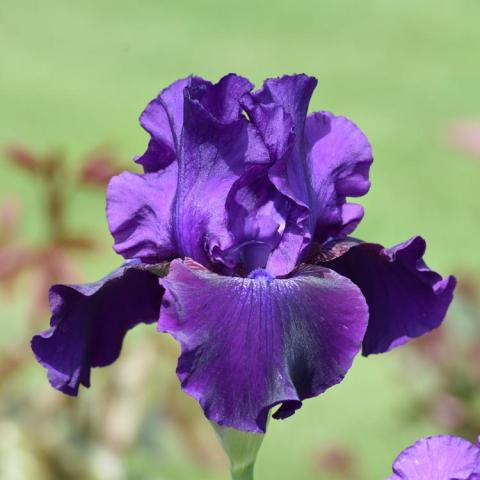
left=1, top=1, right=479, bottom=479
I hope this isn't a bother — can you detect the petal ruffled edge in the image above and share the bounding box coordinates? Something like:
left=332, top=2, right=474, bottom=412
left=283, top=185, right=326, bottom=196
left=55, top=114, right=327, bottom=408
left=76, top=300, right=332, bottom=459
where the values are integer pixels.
left=136, top=77, right=191, bottom=172
left=304, top=111, right=373, bottom=244
left=31, top=261, right=164, bottom=395
left=106, top=164, right=178, bottom=262
left=158, top=259, right=368, bottom=432
left=319, top=236, right=456, bottom=355
left=388, top=435, right=480, bottom=479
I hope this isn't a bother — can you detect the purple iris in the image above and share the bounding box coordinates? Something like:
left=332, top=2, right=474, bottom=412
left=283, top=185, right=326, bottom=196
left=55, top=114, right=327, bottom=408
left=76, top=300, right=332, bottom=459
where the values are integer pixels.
left=31, top=74, right=456, bottom=433
left=388, top=434, right=480, bottom=479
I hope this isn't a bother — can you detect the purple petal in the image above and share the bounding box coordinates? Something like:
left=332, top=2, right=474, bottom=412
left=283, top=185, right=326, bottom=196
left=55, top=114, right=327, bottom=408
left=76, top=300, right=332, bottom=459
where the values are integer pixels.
left=112, top=75, right=272, bottom=271
left=247, top=74, right=317, bottom=208
left=189, top=74, right=253, bottom=123
left=106, top=162, right=178, bottom=261
left=320, top=236, right=456, bottom=355
left=389, top=435, right=480, bottom=480
left=173, top=78, right=270, bottom=267
left=304, top=112, right=373, bottom=243
left=251, top=74, right=316, bottom=146
left=241, top=92, right=294, bottom=162
left=223, top=164, right=291, bottom=273
left=241, top=77, right=314, bottom=272
left=136, top=77, right=190, bottom=172
left=31, top=262, right=163, bottom=395
left=244, top=75, right=372, bottom=267
left=158, top=259, right=368, bottom=433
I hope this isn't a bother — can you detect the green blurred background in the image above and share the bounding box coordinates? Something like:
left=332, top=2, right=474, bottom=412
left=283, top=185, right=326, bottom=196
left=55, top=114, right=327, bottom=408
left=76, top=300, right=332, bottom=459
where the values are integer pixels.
left=1, top=1, right=479, bottom=479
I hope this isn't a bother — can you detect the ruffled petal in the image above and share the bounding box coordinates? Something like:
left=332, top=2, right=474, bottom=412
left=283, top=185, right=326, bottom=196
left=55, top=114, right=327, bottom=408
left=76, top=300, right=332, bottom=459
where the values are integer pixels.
left=243, top=75, right=372, bottom=266
left=189, top=74, right=253, bottom=123
left=246, top=74, right=317, bottom=208
left=389, top=435, right=480, bottom=480
left=241, top=94, right=294, bottom=163
left=31, top=261, right=163, bottom=395
left=158, top=259, right=369, bottom=433
left=174, top=78, right=270, bottom=267
left=136, top=77, right=190, bottom=172
left=223, top=164, right=291, bottom=274
left=251, top=74, right=316, bottom=145
left=304, top=112, right=373, bottom=243
left=106, top=162, right=178, bottom=261
left=241, top=76, right=315, bottom=272
left=320, top=236, right=456, bottom=355
left=109, top=75, right=272, bottom=271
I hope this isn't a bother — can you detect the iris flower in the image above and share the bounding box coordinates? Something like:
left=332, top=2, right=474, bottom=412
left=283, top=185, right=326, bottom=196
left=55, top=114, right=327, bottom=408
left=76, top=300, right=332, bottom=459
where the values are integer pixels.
left=32, top=74, right=455, bottom=435
left=388, top=434, right=480, bottom=479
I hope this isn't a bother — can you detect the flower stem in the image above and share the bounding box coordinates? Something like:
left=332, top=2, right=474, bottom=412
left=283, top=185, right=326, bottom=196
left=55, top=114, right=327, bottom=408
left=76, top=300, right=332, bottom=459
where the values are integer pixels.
left=231, top=463, right=254, bottom=480
left=210, top=422, right=264, bottom=480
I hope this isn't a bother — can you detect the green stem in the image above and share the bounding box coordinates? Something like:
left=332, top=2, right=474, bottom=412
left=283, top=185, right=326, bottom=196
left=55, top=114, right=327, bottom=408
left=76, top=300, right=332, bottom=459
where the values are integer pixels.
left=210, top=422, right=264, bottom=480
left=231, top=463, right=254, bottom=480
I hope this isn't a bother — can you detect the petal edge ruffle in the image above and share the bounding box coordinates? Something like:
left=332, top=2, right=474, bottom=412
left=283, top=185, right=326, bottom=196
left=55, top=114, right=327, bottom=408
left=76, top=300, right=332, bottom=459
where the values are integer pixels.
left=31, top=261, right=163, bottom=395
left=388, top=435, right=480, bottom=479
left=320, top=236, right=456, bottom=355
left=158, top=259, right=368, bottom=432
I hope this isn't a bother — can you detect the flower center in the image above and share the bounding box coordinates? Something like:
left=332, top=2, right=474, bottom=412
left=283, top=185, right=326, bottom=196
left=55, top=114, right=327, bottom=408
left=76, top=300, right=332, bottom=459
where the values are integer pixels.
left=248, top=268, right=274, bottom=282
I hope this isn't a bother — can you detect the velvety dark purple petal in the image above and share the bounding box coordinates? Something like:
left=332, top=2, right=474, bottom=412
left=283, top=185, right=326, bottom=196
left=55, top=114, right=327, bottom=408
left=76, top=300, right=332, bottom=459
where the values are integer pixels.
left=320, top=236, right=456, bottom=355
left=158, top=259, right=368, bottom=433
left=31, top=261, right=163, bottom=395
left=304, top=112, right=373, bottom=244
left=106, top=162, right=177, bottom=261
left=389, top=435, right=480, bottom=480
left=173, top=80, right=270, bottom=267
left=136, top=77, right=190, bottom=172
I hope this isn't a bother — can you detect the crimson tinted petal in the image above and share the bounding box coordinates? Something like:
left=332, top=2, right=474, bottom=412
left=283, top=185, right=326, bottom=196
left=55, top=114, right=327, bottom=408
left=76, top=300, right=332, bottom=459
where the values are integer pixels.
left=320, top=236, right=456, bottom=355
left=158, top=259, right=368, bottom=433
left=31, top=261, right=163, bottom=395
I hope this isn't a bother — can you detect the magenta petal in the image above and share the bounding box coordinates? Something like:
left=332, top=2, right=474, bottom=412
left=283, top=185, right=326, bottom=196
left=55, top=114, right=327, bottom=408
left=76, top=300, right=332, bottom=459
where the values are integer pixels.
left=321, top=236, right=456, bottom=355
left=158, top=259, right=368, bottom=433
left=106, top=163, right=178, bottom=261
left=389, top=435, right=480, bottom=480
left=31, top=262, right=163, bottom=395
left=305, top=112, right=373, bottom=243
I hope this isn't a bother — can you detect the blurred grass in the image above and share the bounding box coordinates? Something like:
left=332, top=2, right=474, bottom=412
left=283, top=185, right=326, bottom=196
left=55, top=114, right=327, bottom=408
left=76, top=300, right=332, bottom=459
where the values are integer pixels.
left=0, top=0, right=479, bottom=478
